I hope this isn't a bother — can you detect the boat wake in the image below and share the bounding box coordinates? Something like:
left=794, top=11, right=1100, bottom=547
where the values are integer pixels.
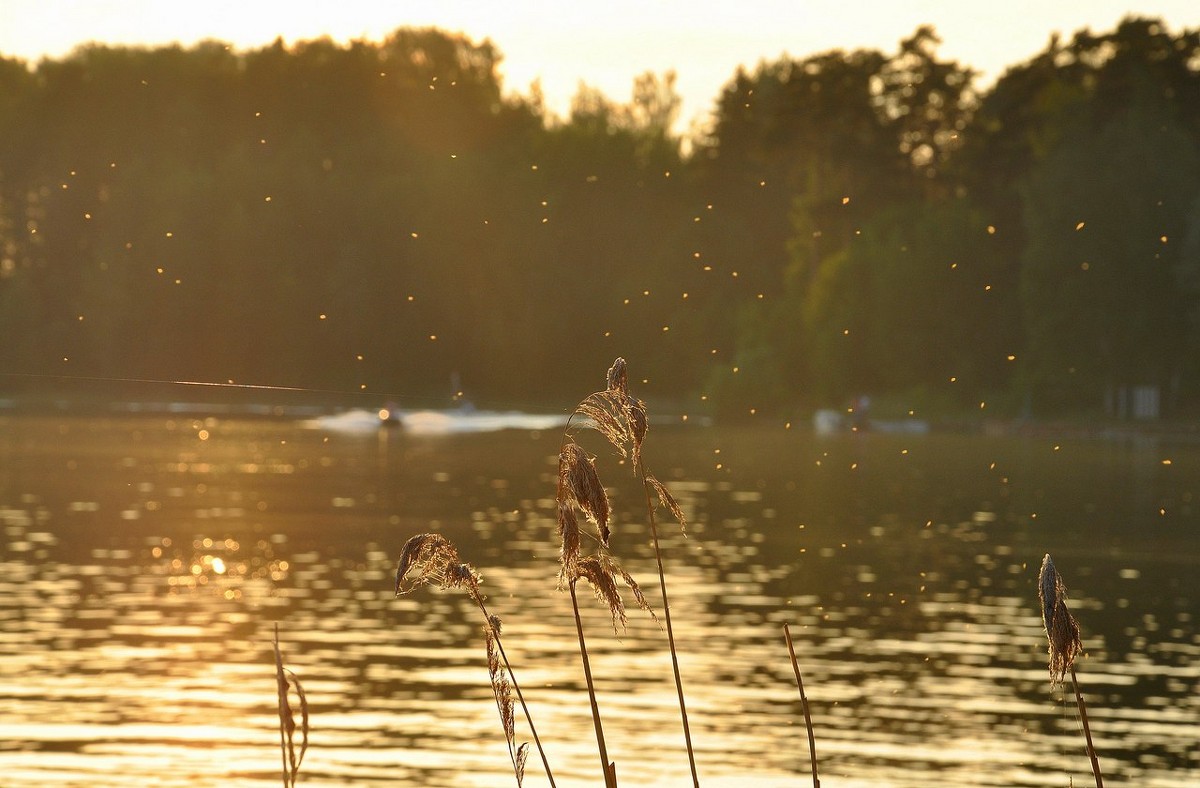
left=303, top=408, right=564, bottom=435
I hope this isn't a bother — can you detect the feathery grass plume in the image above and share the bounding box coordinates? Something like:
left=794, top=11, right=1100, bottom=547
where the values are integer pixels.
left=558, top=441, right=611, bottom=545
left=568, top=552, right=658, bottom=633
left=1037, top=554, right=1103, bottom=788
left=606, top=357, right=628, bottom=394
left=645, top=474, right=686, bottom=535
left=575, top=390, right=638, bottom=460
left=1037, top=553, right=1083, bottom=686
left=557, top=501, right=581, bottom=581
left=395, top=532, right=483, bottom=603
left=273, top=623, right=308, bottom=788
left=783, top=623, right=820, bottom=788
left=395, top=533, right=556, bottom=787
left=486, top=615, right=531, bottom=786
left=604, top=357, right=649, bottom=468
left=627, top=399, right=648, bottom=469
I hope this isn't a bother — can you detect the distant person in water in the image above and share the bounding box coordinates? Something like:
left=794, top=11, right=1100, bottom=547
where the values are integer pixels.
left=850, top=395, right=870, bottom=431
left=379, top=402, right=401, bottom=426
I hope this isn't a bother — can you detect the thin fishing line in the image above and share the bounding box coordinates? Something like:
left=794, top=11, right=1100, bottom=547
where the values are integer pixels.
left=0, top=371, right=439, bottom=404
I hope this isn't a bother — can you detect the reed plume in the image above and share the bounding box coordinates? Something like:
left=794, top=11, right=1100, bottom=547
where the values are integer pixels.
left=273, top=623, right=308, bottom=788
left=568, top=552, right=657, bottom=632
left=1038, top=554, right=1082, bottom=686
left=1037, top=554, right=1103, bottom=788
left=556, top=358, right=697, bottom=786
left=557, top=501, right=581, bottom=574
left=395, top=533, right=555, bottom=787
left=559, top=441, right=611, bottom=547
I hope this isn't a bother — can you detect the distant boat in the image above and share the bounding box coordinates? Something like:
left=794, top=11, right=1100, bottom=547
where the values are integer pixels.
left=812, top=408, right=930, bottom=435
left=304, top=408, right=398, bottom=432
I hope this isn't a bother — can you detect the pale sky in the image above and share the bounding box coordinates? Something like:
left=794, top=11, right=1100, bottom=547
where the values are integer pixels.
left=1, top=1, right=1198, bottom=132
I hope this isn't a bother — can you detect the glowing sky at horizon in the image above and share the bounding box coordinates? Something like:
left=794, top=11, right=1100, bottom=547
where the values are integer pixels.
left=2, top=1, right=1198, bottom=131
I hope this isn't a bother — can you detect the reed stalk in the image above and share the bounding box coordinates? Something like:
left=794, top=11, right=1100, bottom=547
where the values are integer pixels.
left=558, top=549, right=653, bottom=787
left=639, top=463, right=699, bottom=787
left=782, top=623, right=819, bottom=788
left=570, top=580, right=618, bottom=788
left=1069, top=666, right=1104, bottom=788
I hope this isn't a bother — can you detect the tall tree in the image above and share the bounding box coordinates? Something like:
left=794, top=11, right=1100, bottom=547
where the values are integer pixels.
left=1019, top=94, right=1200, bottom=413
left=701, top=30, right=977, bottom=412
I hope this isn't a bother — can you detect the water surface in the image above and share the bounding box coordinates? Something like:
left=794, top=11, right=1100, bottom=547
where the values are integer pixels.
left=0, top=412, right=1196, bottom=786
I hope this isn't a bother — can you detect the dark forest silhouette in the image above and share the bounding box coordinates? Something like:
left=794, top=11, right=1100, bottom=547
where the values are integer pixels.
left=1, top=18, right=1198, bottom=418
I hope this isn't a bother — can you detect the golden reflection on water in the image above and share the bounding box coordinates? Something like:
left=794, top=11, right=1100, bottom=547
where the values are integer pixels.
left=0, top=414, right=1197, bottom=786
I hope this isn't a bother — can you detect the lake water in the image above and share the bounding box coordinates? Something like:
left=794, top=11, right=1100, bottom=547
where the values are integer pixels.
left=0, top=410, right=1196, bottom=787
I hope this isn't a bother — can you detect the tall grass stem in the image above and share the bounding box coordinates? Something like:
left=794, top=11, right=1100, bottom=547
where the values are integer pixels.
left=274, top=624, right=289, bottom=788
left=570, top=580, right=617, bottom=788
left=1070, top=665, right=1104, bottom=788
left=783, top=624, right=819, bottom=788
left=273, top=623, right=307, bottom=788
left=640, top=468, right=699, bottom=787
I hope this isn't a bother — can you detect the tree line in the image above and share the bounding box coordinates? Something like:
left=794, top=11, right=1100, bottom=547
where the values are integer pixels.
left=1, top=18, right=1198, bottom=418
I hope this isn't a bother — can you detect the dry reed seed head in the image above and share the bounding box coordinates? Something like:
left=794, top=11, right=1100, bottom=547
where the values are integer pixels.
left=1047, top=600, right=1083, bottom=684
left=278, top=676, right=295, bottom=737
left=514, top=742, right=530, bottom=786
left=485, top=625, right=510, bottom=711
left=277, top=668, right=310, bottom=787
left=1037, top=553, right=1084, bottom=685
left=558, top=441, right=611, bottom=545
left=612, top=558, right=658, bottom=627
left=484, top=622, right=529, bottom=787
left=1038, top=553, right=1058, bottom=630
left=395, top=532, right=451, bottom=594
left=571, top=555, right=628, bottom=632
left=569, top=552, right=658, bottom=633
left=394, top=532, right=483, bottom=601
left=557, top=501, right=581, bottom=577
left=575, top=391, right=634, bottom=458
left=485, top=623, right=500, bottom=673
left=606, top=357, right=629, bottom=396
left=646, top=474, right=687, bottom=534
left=483, top=616, right=504, bottom=680
left=627, top=397, right=648, bottom=469
left=449, top=561, right=483, bottom=594
left=285, top=668, right=309, bottom=769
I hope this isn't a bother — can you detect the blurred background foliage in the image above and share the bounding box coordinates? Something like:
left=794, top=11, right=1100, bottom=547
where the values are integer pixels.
left=1, top=18, right=1198, bottom=419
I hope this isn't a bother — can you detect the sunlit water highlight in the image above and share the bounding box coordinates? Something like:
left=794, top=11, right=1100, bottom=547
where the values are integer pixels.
left=0, top=413, right=1196, bottom=786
